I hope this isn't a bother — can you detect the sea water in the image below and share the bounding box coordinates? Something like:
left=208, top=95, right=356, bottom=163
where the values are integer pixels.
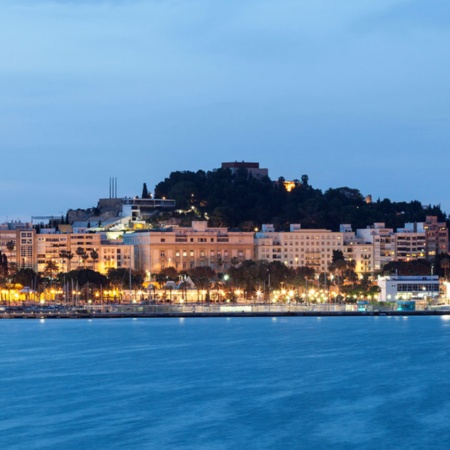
left=1, top=316, right=450, bottom=449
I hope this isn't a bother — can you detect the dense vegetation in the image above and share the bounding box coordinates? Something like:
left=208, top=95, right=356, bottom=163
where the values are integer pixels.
left=154, top=168, right=446, bottom=231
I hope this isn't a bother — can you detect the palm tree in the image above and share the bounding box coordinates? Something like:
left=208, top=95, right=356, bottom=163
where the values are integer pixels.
left=188, top=266, right=216, bottom=302
left=90, top=249, right=99, bottom=271
left=81, top=252, right=89, bottom=268
left=43, top=260, right=59, bottom=280
left=441, top=258, right=450, bottom=281
left=76, top=247, right=88, bottom=268
left=66, top=251, right=74, bottom=272
left=59, top=250, right=68, bottom=269
left=329, top=259, right=347, bottom=299
left=6, top=240, right=15, bottom=275
left=178, top=279, right=190, bottom=302
left=60, top=250, right=76, bottom=273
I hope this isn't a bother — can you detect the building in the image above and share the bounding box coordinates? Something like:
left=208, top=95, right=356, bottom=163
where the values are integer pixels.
left=36, top=232, right=101, bottom=273
left=0, top=227, right=36, bottom=271
left=123, top=221, right=254, bottom=274
left=341, top=223, right=374, bottom=275
left=121, top=197, right=176, bottom=222
left=221, top=161, right=269, bottom=179
left=356, top=223, right=395, bottom=271
left=97, top=232, right=133, bottom=273
left=67, top=194, right=175, bottom=226
left=394, top=229, right=426, bottom=261
left=255, top=224, right=345, bottom=274
left=377, top=275, right=440, bottom=302
left=423, top=216, right=448, bottom=259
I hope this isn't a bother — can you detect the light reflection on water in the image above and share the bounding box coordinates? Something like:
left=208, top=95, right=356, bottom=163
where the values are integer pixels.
left=1, top=317, right=450, bottom=449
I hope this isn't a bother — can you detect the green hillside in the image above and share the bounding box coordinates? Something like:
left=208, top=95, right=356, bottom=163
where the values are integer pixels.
left=154, top=167, right=446, bottom=231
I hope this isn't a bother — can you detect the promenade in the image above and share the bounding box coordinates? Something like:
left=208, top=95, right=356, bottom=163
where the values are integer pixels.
left=1, top=303, right=450, bottom=319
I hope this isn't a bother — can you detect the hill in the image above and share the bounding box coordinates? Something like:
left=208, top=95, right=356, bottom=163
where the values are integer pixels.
left=154, top=167, right=446, bottom=231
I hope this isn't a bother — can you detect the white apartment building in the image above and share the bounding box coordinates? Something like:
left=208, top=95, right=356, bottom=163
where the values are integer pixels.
left=254, top=224, right=345, bottom=273
left=340, top=224, right=373, bottom=274
left=356, top=223, right=395, bottom=270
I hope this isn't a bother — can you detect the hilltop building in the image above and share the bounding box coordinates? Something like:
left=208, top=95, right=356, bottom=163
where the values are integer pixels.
left=221, top=161, right=269, bottom=180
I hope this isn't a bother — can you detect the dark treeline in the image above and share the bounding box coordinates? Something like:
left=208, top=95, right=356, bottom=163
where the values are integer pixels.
left=154, top=168, right=446, bottom=231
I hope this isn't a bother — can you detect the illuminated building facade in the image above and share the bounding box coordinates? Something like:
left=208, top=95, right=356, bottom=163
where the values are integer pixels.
left=36, top=232, right=101, bottom=273
left=0, top=227, right=36, bottom=271
left=254, top=224, right=346, bottom=274
left=123, top=221, right=254, bottom=273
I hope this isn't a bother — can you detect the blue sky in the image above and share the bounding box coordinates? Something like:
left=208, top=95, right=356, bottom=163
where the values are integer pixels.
left=1, top=0, right=450, bottom=221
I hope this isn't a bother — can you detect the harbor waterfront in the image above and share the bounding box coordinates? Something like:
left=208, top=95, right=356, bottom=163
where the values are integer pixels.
left=2, top=316, right=450, bottom=449
left=2, top=302, right=450, bottom=319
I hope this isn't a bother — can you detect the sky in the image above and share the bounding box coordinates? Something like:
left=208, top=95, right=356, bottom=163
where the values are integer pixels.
left=1, top=0, right=450, bottom=222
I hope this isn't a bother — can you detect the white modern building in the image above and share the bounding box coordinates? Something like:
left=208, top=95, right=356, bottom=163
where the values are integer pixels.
left=377, top=275, right=440, bottom=302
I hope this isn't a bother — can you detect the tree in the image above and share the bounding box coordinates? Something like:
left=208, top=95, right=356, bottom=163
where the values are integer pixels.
left=441, top=258, right=450, bottom=280
left=76, top=247, right=88, bottom=268
left=107, top=268, right=128, bottom=297
left=188, top=266, right=216, bottom=302
left=0, top=251, right=8, bottom=279
left=159, top=267, right=178, bottom=281
left=78, top=252, right=88, bottom=268
left=331, top=250, right=345, bottom=263
left=142, top=183, right=149, bottom=199
left=330, top=259, right=348, bottom=296
left=152, top=166, right=447, bottom=231
left=64, top=269, right=109, bottom=302
left=43, top=260, right=59, bottom=280
left=301, top=174, right=309, bottom=188
left=293, top=266, right=315, bottom=299
left=59, top=250, right=74, bottom=273
left=11, top=268, right=39, bottom=289
left=383, top=260, right=431, bottom=276
left=90, top=249, right=99, bottom=271
left=179, top=279, right=190, bottom=302
left=6, top=240, right=15, bottom=275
